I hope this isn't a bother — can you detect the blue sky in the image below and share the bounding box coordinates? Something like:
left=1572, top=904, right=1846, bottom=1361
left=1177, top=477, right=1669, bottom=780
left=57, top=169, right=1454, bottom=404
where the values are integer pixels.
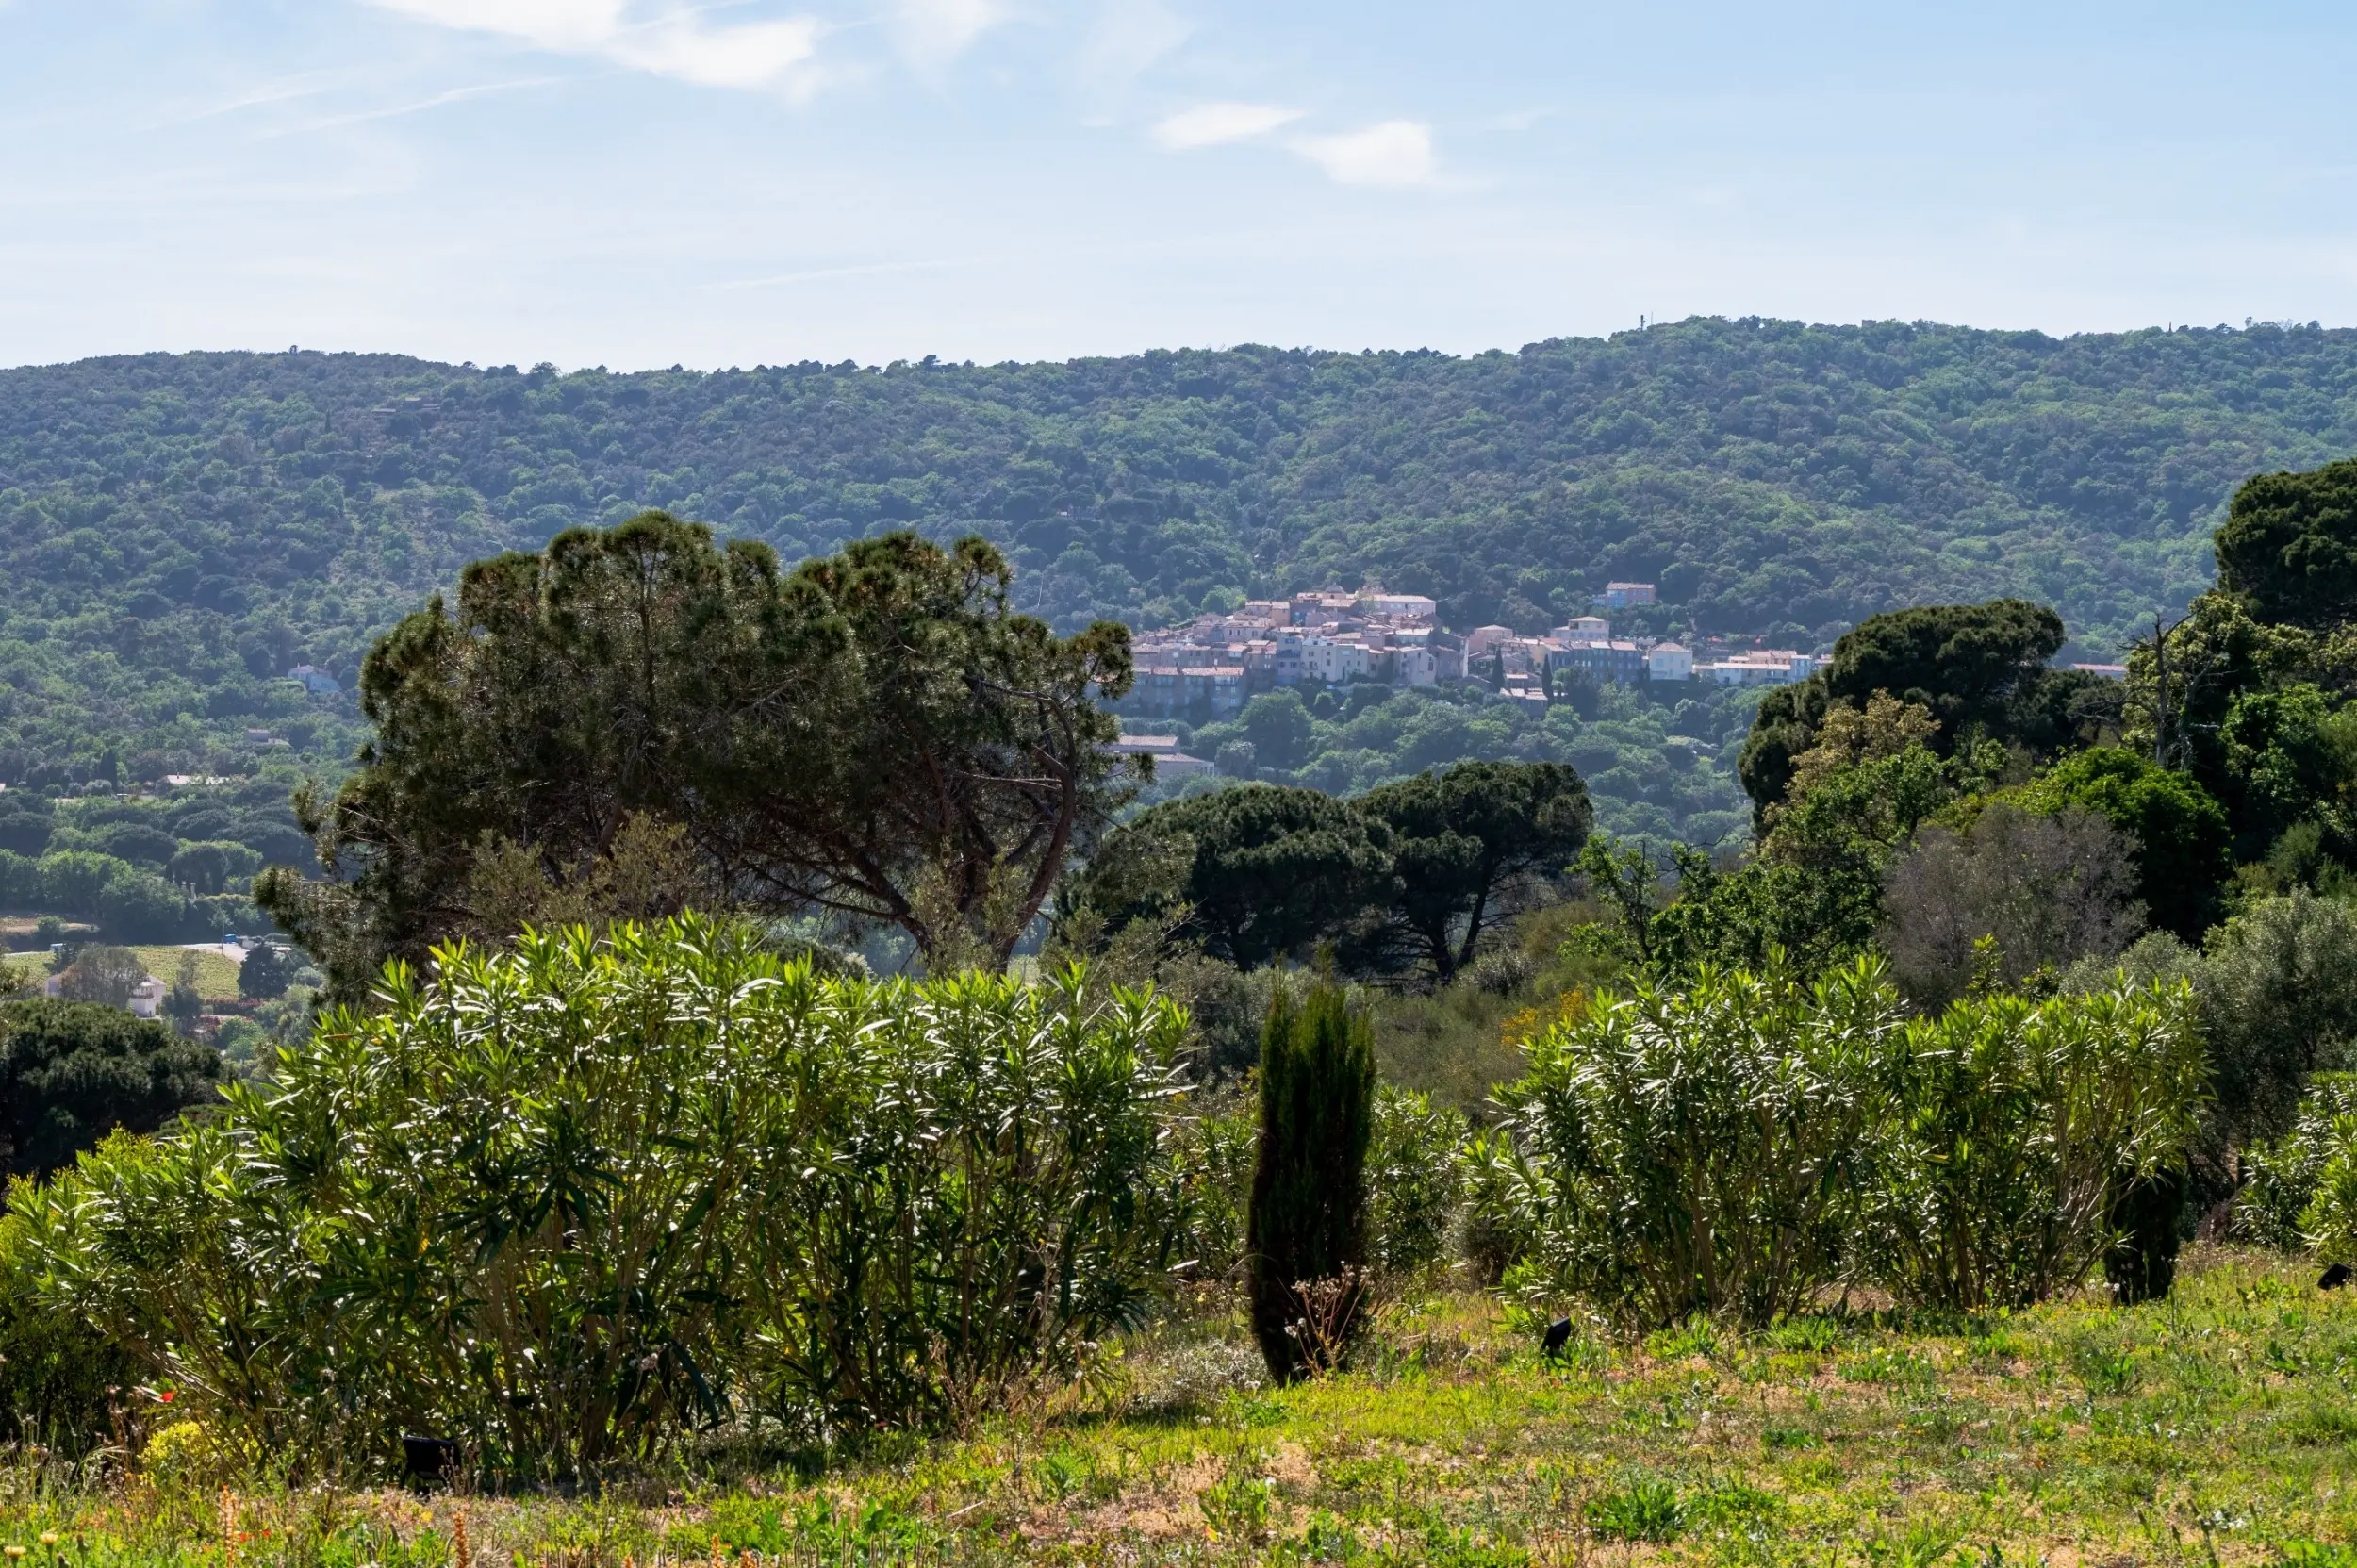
left=3, top=1, right=2354, bottom=369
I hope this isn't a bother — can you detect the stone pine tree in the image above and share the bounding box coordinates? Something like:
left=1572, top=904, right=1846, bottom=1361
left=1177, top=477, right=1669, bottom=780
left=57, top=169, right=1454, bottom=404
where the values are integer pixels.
left=1247, top=981, right=1376, bottom=1383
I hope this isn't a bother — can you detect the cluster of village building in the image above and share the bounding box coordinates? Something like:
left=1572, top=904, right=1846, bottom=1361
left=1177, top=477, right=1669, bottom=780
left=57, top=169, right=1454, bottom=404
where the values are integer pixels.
left=1123, top=581, right=1832, bottom=718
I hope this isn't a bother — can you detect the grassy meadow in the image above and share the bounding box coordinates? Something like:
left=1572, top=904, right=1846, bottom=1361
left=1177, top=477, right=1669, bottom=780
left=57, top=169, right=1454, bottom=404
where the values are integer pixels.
left=7, top=1248, right=2354, bottom=1568
left=124, top=948, right=239, bottom=1002
left=0, top=946, right=241, bottom=1000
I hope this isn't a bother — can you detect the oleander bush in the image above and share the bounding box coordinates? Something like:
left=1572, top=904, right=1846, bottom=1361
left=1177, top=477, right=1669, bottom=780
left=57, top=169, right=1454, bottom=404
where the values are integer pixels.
left=1362, top=1088, right=1466, bottom=1282
left=2242, top=1077, right=2357, bottom=1248
left=1456, top=1128, right=1546, bottom=1289
left=2243, top=1076, right=2357, bottom=1259
left=7, top=917, right=1188, bottom=1479
left=1859, top=980, right=2207, bottom=1311
left=1155, top=1085, right=1259, bottom=1285
left=1492, top=962, right=2208, bottom=1329
left=0, top=1204, right=132, bottom=1447
left=1495, top=961, right=1904, bottom=1329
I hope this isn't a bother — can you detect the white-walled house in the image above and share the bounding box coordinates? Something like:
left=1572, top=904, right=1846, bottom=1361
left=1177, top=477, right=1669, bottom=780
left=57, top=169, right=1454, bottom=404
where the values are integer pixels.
left=42, top=970, right=169, bottom=1018
left=1647, top=643, right=1695, bottom=681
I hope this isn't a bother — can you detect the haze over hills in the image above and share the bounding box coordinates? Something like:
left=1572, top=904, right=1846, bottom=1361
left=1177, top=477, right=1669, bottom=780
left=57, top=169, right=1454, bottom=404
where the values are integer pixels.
left=4, top=314, right=2354, bottom=796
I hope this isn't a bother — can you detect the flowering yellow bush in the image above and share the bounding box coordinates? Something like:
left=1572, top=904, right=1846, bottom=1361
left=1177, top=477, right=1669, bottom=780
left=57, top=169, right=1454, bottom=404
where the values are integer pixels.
left=141, top=1419, right=215, bottom=1479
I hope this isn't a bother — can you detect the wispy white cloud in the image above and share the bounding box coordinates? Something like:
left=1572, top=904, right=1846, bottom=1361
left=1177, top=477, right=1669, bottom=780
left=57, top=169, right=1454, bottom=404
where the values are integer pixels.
left=1079, top=0, right=1190, bottom=92
left=370, top=0, right=625, bottom=51
left=1151, top=100, right=1301, bottom=151
left=260, top=78, right=563, bottom=138
left=891, top=0, right=1003, bottom=72
left=157, top=71, right=352, bottom=127
left=1291, top=120, right=1436, bottom=186
left=366, top=1, right=822, bottom=91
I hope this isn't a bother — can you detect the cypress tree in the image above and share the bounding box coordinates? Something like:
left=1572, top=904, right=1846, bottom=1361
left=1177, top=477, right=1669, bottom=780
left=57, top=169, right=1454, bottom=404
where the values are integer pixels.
left=1247, top=981, right=1376, bottom=1382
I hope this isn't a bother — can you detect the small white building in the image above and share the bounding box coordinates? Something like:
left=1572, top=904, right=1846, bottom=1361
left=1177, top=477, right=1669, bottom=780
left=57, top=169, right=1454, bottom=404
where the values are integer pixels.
left=42, top=971, right=168, bottom=1017
left=1106, top=735, right=1215, bottom=780
left=1557, top=616, right=1611, bottom=643
left=1358, top=591, right=1439, bottom=620
left=1298, top=637, right=1375, bottom=685
left=1701, top=651, right=1816, bottom=686
left=1647, top=643, right=1695, bottom=682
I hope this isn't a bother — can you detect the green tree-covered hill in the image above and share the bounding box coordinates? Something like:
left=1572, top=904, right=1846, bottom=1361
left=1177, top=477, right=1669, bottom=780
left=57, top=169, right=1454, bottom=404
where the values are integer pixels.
left=6, top=316, right=2356, bottom=788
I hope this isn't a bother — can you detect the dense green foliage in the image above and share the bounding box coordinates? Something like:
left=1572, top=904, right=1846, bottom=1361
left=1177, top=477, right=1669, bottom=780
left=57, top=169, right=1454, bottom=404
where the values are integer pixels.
left=8, top=919, right=1188, bottom=1476
left=1862, top=980, right=2205, bottom=1310
left=1248, top=983, right=1376, bottom=1382
left=0, top=1208, right=132, bottom=1446
left=1739, top=599, right=2109, bottom=815
left=264, top=514, right=1132, bottom=990
left=2215, top=455, right=2357, bottom=629
left=2193, top=891, right=2357, bottom=1147
left=0, top=780, right=289, bottom=938
left=1492, top=964, right=2204, bottom=1329
left=2237, top=1073, right=2357, bottom=1251
left=2014, top=747, right=2233, bottom=941
left=1071, top=759, right=1588, bottom=983
left=1585, top=729, right=1993, bottom=982
left=1075, top=784, right=1394, bottom=971
left=1496, top=962, right=1902, bottom=1329
left=1361, top=1087, right=1465, bottom=1280
left=0, top=789, right=284, bottom=944
left=1354, top=762, right=1591, bottom=982
left=11, top=319, right=2357, bottom=795
left=0, top=998, right=219, bottom=1179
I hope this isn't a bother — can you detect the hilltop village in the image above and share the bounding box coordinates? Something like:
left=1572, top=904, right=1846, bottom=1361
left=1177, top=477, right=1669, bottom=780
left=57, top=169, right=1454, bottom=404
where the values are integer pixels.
left=1122, top=581, right=1831, bottom=720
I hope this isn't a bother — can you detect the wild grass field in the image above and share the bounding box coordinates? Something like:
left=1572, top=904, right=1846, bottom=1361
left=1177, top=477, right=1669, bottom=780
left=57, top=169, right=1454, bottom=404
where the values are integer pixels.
left=0, top=947, right=241, bottom=1000
left=123, top=948, right=239, bottom=1002
left=8, top=1249, right=2352, bottom=1568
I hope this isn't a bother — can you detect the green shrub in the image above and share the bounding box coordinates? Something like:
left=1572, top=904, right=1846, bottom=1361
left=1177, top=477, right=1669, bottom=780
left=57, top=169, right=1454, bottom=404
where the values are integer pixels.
left=2239, top=1075, right=2357, bottom=1248
left=1364, top=1087, right=1465, bottom=1281
left=1586, top=1477, right=1688, bottom=1543
left=0, top=998, right=222, bottom=1179
left=0, top=1205, right=132, bottom=1449
left=1859, top=981, right=2206, bottom=1310
left=2293, top=1114, right=2357, bottom=1264
left=733, top=958, right=1186, bottom=1437
left=1158, top=1084, right=1258, bottom=1283
left=2200, top=892, right=2357, bottom=1147
left=1455, top=1128, right=1544, bottom=1288
left=1248, top=982, right=1376, bottom=1382
left=2017, top=747, right=2232, bottom=944
left=1495, top=960, right=1903, bottom=1329
left=8, top=917, right=1187, bottom=1478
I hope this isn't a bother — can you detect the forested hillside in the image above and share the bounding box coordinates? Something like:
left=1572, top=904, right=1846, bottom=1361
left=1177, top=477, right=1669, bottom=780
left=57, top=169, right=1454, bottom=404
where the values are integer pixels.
left=5, top=316, right=2355, bottom=788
